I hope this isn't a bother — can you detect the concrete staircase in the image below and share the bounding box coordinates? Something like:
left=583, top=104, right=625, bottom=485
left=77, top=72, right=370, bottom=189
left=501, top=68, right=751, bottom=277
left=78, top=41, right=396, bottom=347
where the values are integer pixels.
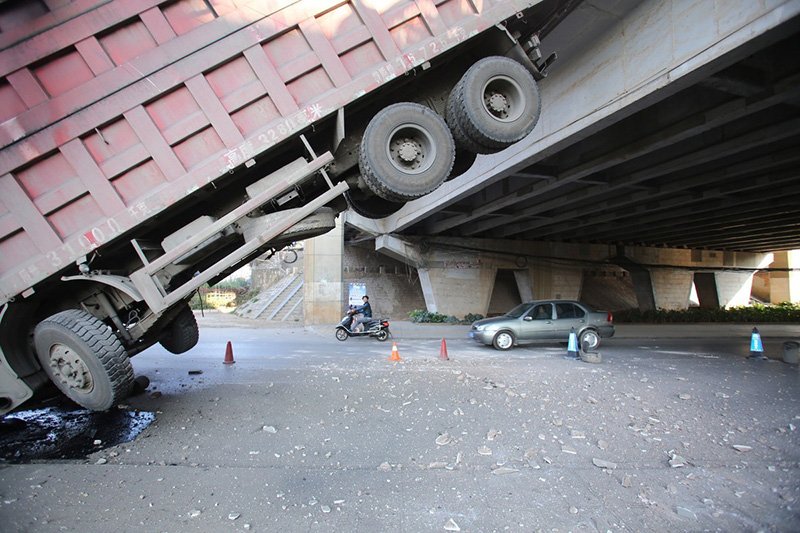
left=236, top=274, right=304, bottom=321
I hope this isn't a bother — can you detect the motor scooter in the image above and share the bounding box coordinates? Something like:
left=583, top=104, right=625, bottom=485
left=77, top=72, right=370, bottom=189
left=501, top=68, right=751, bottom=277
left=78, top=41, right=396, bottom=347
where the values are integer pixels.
left=335, top=309, right=391, bottom=341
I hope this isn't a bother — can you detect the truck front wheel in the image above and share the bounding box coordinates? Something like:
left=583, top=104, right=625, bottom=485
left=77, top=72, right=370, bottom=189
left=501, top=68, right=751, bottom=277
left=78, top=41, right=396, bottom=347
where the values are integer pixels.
left=359, top=103, right=454, bottom=203
left=34, top=310, right=133, bottom=411
left=447, top=56, right=541, bottom=153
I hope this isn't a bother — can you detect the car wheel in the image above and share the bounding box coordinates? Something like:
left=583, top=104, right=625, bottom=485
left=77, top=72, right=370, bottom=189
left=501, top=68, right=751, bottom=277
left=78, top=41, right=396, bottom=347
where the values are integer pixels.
left=492, top=331, right=515, bottom=351
left=375, top=330, right=389, bottom=342
left=335, top=328, right=349, bottom=342
left=447, top=56, right=541, bottom=153
left=359, top=102, right=454, bottom=202
left=579, top=329, right=601, bottom=351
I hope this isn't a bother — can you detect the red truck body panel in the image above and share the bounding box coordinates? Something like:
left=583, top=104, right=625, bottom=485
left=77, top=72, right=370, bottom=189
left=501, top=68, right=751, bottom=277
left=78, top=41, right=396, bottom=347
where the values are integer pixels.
left=0, top=0, right=537, bottom=304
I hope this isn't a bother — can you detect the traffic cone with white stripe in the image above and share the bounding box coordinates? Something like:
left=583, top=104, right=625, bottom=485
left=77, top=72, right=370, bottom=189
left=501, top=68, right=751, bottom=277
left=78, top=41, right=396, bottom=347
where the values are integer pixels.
left=389, top=342, right=402, bottom=362
left=747, top=327, right=767, bottom=360
left=566, top=327, right=580, bottom=359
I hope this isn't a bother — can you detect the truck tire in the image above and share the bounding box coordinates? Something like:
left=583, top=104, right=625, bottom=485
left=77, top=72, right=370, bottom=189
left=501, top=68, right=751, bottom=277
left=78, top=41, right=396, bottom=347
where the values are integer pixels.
left=359, top=103, right=454, bottom=203
left=33, top=309, right=133, bottom=411
left=344, top=190, right=405, bottom=219
left=446, top=85, right=491, bottom=154
left=447, top=56, right=540, bottom=153
left=159, top=304, right=199, bottom=354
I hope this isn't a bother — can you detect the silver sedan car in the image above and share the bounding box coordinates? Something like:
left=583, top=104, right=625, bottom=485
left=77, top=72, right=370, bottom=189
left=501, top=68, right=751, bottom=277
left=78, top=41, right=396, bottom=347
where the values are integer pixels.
left=469, top=300, right=615, bottom=351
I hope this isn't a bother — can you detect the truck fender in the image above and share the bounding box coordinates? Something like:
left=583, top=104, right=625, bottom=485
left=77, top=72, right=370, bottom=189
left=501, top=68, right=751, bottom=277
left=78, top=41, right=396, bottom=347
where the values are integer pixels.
left=61, top=274, right=144, bottom=303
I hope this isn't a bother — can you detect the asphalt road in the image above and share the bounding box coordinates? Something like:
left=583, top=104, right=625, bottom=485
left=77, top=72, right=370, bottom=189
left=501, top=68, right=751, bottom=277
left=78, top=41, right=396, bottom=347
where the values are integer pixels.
left=1, top=313, right=798, bottom=532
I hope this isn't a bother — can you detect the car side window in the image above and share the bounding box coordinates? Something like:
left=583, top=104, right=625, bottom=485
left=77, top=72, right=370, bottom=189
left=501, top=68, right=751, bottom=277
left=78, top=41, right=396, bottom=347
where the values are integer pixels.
left=555, top=304, right=585, bottom=319
left=528, top=304, right=551, bottom=320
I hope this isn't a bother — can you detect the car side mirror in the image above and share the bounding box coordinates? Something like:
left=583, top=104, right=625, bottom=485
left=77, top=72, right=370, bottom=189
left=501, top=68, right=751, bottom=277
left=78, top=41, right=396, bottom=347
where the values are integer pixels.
left=523, top=316, right=532, bottom=321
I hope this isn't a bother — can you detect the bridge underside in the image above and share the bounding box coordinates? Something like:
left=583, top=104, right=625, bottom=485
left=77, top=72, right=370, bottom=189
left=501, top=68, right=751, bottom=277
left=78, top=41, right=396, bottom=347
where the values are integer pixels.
left=307, top=0, right=800, bottom=321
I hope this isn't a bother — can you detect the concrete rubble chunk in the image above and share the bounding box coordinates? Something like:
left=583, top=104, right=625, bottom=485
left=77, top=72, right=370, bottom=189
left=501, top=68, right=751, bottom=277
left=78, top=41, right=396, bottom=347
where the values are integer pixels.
left=378, top=462, right=392, bottom=471
left=679, top=394, right=692, bottom=400
left=622, top=475, right=632, bottom=487
left=444, top=518, right=461, bottom=531
left=228, top=513, right=240, bottom=520
left=436, top=433, right=452, bottom=446
left=592, top=458, right=617, bottom=469
left=669, top=453, right=687, bottom=468
left=732, top=444, right=752, bottom=452
left=492, top=466, right=519, bottom=475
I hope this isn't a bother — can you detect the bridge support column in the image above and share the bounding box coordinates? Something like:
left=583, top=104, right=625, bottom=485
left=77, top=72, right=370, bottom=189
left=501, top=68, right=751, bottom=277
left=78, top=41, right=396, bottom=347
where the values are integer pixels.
left=514, top=270, right=534, bottom=302
left=770, top=250, right=800, bottom=304
left=303, top=217, right=344, bottom=324
left=651, top=270, right=694, bottom=310
left=715, top=271, right=755, bottom=308
left=375, top=234, right=497, bottom=316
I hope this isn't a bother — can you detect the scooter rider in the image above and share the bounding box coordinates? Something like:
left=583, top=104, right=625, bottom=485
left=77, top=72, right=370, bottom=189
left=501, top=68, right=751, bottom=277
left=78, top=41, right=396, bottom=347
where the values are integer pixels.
left=351, top=295, right=372, bottom=332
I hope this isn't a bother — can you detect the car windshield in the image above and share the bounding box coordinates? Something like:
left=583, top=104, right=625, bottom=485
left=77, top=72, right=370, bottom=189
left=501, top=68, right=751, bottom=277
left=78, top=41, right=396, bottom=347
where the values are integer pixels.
left=505, top=303, right=533, bottom=319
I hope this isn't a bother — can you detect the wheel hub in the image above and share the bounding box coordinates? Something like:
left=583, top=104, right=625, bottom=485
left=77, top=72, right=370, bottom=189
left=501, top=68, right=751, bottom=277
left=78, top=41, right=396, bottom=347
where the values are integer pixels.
left=397, top=140, right=421, bottom=163
left=486, top=92, right=508, bottom=114
left=48, top=344, right=92, bottom=392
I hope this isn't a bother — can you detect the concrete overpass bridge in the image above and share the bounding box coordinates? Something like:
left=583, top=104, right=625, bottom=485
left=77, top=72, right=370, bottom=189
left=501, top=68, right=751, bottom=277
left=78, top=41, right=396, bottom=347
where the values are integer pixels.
left=305, top=0, right=800, bottom=322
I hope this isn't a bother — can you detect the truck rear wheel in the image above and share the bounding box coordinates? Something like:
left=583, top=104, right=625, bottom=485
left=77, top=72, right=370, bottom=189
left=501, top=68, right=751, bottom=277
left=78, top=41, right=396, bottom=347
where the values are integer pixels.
left=359, top=103, right=454, bottom=203
left=159, top=304, right=199, bottom=354
left=34, top=309, right=133, bottom=411
left=447, top=56, right=540, bottom=153
left=344, top=190, right=405, bottom=219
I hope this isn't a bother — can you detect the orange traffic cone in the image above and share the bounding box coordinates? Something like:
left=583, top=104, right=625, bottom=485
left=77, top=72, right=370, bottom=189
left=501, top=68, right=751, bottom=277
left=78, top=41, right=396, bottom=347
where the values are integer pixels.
left=439, top=338, right=449, bottom=361
left=223, top=340, right=235, bottom=364
left=389, top=342, right=402, bottom=362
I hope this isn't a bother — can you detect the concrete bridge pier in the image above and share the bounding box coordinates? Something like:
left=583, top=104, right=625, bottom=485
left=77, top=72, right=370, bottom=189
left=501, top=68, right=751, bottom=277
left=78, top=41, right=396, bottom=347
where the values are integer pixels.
left=374, top=234, right=596, bottom=317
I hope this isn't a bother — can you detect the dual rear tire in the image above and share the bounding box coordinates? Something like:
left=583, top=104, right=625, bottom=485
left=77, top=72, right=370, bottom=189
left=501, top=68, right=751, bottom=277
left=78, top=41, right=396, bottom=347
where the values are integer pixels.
left=356, top=56, right=540, bottom=216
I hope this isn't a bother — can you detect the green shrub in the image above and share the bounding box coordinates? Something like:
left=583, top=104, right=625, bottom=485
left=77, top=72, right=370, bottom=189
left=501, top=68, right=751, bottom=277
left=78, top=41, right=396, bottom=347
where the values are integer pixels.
left=614, top=302, right=800, bottom=323
left=463, top=313, right=485, bottom=323
left=408, top=310, right=485, bottom=324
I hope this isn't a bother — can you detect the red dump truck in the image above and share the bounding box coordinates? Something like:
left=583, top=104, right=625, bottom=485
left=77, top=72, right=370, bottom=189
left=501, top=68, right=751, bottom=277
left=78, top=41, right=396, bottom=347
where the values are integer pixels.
left=0, top=0, right=554, bottom=412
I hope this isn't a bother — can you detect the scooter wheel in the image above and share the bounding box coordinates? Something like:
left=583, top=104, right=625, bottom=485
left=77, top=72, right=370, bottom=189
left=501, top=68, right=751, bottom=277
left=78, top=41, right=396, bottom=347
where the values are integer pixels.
left=335, top=328, right=349, bottom=341
left=375, top=329, right=389, bottom=342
